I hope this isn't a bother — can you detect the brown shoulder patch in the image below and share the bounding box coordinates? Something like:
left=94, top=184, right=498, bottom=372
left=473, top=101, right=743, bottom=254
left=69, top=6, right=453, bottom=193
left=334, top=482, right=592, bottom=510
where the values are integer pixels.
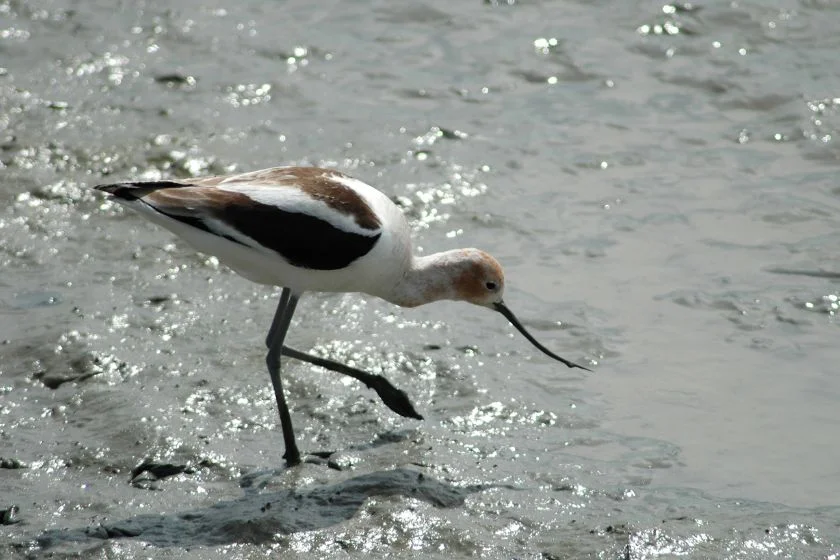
left=207, top=167, right=381, bottom=231
left=282, top=167, right=382, bottom=231
left=143, top=185, right=251, bottom=213
left=150, top=166, right=382, bottom=231
left=184, top=174, right=229, bottom=188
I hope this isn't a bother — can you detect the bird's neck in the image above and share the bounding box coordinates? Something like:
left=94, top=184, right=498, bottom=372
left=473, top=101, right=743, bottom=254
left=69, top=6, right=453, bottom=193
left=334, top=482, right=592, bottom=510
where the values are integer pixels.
left=384, top=251, right=465, bottom=308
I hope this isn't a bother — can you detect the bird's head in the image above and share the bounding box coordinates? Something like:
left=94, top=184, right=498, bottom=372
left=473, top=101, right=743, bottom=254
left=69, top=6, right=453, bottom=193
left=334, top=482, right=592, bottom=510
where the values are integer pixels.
left=453, top=249, right=592, bottom=372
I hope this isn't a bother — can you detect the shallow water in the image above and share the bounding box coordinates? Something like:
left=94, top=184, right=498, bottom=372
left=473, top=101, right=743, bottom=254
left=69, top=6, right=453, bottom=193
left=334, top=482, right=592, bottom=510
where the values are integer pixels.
left=2, top=0, right=839, bottom=557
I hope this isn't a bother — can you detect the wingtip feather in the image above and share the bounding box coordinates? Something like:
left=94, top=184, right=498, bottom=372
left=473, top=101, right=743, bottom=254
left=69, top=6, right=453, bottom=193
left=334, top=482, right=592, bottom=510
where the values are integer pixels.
left=93, top=183, right=122, bottom=195
left=94, top=180, right=189, bottom=200
left=94, top=182, right=156, bottom=200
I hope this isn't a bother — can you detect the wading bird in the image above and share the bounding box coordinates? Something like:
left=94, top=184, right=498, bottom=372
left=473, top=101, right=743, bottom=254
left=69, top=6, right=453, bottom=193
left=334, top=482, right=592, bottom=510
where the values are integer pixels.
left=95, top=166, right=590, bottom=466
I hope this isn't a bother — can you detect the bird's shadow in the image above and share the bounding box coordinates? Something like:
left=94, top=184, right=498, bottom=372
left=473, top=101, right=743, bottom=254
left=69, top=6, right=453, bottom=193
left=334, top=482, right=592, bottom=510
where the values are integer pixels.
left=38, top=468, right=489, bottom=549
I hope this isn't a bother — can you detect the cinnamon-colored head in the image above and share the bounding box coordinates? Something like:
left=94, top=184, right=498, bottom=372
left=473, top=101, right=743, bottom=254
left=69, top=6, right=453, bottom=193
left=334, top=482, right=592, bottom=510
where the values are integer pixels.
left=453, top=249, right=506, bottom=307
left=452, top=249, right=592, bottom=371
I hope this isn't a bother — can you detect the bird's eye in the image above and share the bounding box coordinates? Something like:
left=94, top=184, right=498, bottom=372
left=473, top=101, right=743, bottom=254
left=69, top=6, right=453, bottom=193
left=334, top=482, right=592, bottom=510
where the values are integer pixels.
left=485, top=281, right=497, bottom=291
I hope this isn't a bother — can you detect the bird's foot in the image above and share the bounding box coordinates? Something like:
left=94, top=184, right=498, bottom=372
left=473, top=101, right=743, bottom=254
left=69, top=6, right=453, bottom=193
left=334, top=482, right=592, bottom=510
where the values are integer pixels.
left=365, top=374, right=423, bottom=420
left=281, top=346, right=424, bottom=420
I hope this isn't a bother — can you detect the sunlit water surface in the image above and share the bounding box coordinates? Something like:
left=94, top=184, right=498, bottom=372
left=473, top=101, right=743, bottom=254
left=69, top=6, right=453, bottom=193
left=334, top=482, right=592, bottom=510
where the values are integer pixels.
left=2, top=0, right=839, bottom=558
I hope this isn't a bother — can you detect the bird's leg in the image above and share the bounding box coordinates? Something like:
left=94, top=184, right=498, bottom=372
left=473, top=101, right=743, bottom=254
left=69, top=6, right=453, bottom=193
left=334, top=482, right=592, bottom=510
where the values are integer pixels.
left=280, top=346, right=423, bottom=421
left=265, top=292, right=287, bottom=348
left=265, top=288, right=301, bottom=466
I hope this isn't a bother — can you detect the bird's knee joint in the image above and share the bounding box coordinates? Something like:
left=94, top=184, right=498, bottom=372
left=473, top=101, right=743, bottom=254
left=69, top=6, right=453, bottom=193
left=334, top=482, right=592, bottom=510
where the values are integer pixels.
left=265, top=351, right=281, bottom=369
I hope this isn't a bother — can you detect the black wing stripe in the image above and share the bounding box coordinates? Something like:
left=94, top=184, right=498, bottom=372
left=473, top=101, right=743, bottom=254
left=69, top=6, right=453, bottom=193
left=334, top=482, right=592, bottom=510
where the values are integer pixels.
left=221, top=203, right=382, bottom=270
left=154, top=201, right=381, bottom=271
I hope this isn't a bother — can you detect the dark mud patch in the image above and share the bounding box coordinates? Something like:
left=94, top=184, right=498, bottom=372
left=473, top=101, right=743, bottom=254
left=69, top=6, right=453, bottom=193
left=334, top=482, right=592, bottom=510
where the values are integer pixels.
left=37, top=468, right=487, bottom=550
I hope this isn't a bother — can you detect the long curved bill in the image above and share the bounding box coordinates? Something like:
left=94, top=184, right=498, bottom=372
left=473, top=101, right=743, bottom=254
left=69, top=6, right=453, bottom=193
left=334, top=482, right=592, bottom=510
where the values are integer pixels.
left=493, top=301, right=592, bottom=372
